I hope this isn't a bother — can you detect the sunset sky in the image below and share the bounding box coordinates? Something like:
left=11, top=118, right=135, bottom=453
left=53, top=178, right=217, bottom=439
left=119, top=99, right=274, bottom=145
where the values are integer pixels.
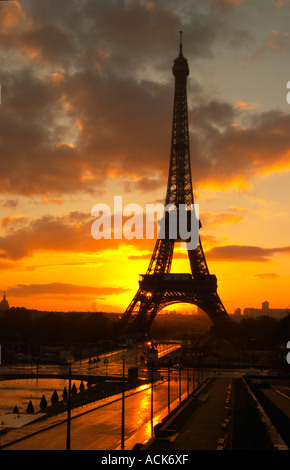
left=0, top=0, right=290, bottom=316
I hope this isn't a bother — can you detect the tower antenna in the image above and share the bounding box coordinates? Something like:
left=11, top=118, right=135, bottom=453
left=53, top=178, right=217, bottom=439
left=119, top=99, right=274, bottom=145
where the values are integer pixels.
left=179, top=30, right=183, bottom=55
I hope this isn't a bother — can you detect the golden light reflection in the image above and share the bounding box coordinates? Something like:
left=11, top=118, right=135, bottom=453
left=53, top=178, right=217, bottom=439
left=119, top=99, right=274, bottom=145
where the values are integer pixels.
left=135, top=384, right=150, bottom=393
left=136, top=388, right=151, bottom=428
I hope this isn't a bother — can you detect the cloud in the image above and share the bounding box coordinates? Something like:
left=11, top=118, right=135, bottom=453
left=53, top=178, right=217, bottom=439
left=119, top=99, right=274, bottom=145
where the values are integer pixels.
left=0, top=199, right=19, bottom=209
left=0, top=260, right=17, bottom=270
left=190, top=106, right=290, bottom=190
left=202, top=211, right=244, bottom=227
left=265, top=29, right=290, bottom=51
left=0, top=212, right=94, bottom=259
left=235, top=100, right=260, bottom=111
left=1, top=208, right=289, bottom=266
left=206, top=0, right=249, bottom=6
left=21, top=23, right=75, bottom=66
left=0, top=214, right=29, bottom=228
left=205, top=244, right=290, bottom=262
left=252, top=27, right=290, bottom=61
left=0, top=0, right=273, bottom=197
left=0, top=0, right=26, bottom=29
left=126, top=241, right=290, bottom=265
left=253, top=273, right=279, bottom=279
left=0, top=211, right=157, bottom=260
left=7, top=282, right=128, bottom=297
left=273, top=0, right=290, bottom=7
left=42, top=197, right=63, bottom=204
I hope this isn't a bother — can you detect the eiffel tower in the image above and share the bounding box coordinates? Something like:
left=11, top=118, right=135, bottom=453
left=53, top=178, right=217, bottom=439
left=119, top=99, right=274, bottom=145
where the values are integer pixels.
left=119, top=33, right=230, bottom=338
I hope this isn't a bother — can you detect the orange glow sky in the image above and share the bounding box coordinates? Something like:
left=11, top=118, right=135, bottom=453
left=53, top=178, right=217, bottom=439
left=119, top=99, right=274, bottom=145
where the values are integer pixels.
left=0, top=0, right=290, bottom=316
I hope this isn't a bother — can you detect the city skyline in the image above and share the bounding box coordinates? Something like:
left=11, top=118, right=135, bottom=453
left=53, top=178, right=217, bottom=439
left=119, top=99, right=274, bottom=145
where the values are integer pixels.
left=0, top=0, right=290, bottom=314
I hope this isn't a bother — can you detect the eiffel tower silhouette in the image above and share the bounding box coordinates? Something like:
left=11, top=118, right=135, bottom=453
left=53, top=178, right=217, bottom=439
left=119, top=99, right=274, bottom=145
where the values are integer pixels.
left=119, top=33, right=229, bottom=338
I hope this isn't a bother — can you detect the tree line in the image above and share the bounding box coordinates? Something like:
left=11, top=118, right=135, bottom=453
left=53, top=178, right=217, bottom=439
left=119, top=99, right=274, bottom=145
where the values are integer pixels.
left=0, top=307, right=118, bottom=345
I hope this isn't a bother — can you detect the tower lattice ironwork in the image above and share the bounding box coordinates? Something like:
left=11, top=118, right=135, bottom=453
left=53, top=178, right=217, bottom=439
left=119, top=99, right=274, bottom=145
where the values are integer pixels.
left=119, top=33, right=229, bottom=338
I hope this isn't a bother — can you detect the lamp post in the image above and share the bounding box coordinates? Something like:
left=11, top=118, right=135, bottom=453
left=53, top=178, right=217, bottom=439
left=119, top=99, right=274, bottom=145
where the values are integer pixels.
left=104, top=358, right=109, bottom=376
left=121, top=353, right=126, bottom=450
left=167, top=363, right=171, bottom=414
left=66, top=361, right=73, bottom=450
left=200, top=353, right=204, bottom=382
left=192, top=356, right=195, bottom=392
left=251, top=338, right=256, bottom=367
left=196, top=353, right=200, bottom=385
left=179, top=366, right=182, bottom=402
left=150, top=357, right=154, bottom=438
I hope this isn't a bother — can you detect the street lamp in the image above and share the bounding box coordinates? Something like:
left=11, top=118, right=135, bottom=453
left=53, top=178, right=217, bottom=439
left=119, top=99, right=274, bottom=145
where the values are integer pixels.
left=179, top=366, right=182, bottom=402
left=66, top=360, right=73, bottom=451
left=251, top=338, right=256, bottom=367
left=104, top=358, right=109, bottom=376
left=121, top=353, right=126, bottom=450
left=150, top=357, right=154, bottom=438
left=167, top=363, right=171, bottom=414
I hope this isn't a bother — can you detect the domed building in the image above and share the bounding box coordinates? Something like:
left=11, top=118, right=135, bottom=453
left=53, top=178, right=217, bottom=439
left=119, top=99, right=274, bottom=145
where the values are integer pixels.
left=0, top=293, right=9, bottom=311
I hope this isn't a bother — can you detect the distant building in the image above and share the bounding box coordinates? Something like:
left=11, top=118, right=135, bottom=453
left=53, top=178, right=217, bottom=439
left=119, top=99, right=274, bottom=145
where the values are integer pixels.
left=243, top=301, right=288, bottom=319
left=233, top=308, right=242, bottom=316
left=0, top=293, right=9, bottom=311
left=262, top=301, right=269, bottom=311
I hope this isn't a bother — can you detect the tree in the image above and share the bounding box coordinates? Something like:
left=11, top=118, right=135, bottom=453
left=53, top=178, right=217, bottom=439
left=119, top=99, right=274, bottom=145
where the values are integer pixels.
left=40, top=394, right=47, bottom=409
left=26, top=400, right=34, bottom=413
left=51, top=390, right=59, bottom=403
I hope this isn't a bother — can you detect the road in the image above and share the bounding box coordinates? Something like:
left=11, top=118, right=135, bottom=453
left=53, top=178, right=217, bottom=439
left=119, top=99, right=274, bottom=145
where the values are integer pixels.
left=261, top=383, right=290, bottom=418
left=2, top=370, right=197, bottom=450
left=171, top=377, right=231, bottom=450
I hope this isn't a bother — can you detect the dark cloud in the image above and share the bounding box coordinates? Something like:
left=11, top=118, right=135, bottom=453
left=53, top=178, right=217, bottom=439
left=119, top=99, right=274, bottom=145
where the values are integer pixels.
left=22, top=24, right=75, bottom=66
left=205, top=0, right=250, bottom=7
left=189, top=106, right=290, bottom=189
left=206, top=244, right=290, bottom=262
left=0, top=211, right=156, bottom=260
left=7, top=282, right=128, bottom=297
left=0, top=212, right=98, bottom=259
left=0, top=0, right=268, bottom=197
left=1, top=206, right=289, bottom=265
left=1, top=199, right=19, bottom=209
